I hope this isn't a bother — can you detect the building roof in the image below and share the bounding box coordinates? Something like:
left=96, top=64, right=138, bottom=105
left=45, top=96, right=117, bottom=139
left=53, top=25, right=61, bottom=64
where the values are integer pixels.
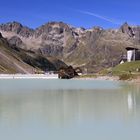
left=126, top=47, right=139, bottom=50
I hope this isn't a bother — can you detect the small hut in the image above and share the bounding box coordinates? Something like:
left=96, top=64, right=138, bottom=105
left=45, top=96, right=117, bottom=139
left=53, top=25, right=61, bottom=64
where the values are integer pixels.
left=126, top=47, right=140, bottom=62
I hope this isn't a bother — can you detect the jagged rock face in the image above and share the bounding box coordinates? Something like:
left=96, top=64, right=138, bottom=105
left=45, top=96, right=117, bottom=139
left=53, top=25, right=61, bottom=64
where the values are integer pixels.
left=8, top=36, right=23, bottom=47
left=0, top=21, right=34, bottom=37
left=0, top=21, right=140, bottom=73
left=35, top=22, right=78, bottom=58
left=120, top=22, right=140, bottom=43
left=35, top=22, right=70, bottom=38
left=120, top=22, right=134, bottom=37
left=132, top=26, right=140, bottom=43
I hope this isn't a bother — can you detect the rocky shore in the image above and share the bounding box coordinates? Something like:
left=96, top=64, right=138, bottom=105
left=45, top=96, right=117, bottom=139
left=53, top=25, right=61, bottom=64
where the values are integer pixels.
left=75, top=75, right=140, bottom=83
left=75, top=75, right=119, bottom=81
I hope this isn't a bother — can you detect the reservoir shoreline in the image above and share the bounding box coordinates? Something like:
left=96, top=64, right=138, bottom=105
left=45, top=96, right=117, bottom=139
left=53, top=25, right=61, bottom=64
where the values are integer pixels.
left=0, top=74, right=139, bottom=83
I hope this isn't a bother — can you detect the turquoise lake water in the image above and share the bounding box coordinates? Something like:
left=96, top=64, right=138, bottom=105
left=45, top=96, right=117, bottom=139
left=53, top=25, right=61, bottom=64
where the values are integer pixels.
left=0, top=79, right=140, bottom=140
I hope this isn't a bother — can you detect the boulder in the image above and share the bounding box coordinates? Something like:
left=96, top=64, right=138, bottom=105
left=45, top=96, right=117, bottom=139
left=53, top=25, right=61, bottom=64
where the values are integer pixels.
left=58, top=66, right=78, bottom=79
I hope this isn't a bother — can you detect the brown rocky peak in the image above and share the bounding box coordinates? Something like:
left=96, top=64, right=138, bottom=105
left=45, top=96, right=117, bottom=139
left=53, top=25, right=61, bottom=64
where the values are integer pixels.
left=120, top=22, right=135, bottom=37
left=34, top=21, right=72, bottom=38
left=0, top=21, right=22, bottom=33
left=120, top=22, right=129, bottom=32
left=0, top=21, right=34, bottom=38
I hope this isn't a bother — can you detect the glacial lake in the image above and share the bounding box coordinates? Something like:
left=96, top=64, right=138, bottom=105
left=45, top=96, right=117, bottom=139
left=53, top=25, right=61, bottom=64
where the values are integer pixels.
left=0, top=79, right=140, bottom=140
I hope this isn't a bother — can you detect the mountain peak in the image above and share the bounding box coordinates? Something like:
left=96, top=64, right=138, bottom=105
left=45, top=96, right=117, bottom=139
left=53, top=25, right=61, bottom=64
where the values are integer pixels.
left=122, top=22, right=129, bottom=26
left=119, top=22, right=135, bottom=37
left=0, top=21, right=34, bottom=38
left=10, top=21, right=23, bottom=26
left=0, top=21, right=22, bottom=33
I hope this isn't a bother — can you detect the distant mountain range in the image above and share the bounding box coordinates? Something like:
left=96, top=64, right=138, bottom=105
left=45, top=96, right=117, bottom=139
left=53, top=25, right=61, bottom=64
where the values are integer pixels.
left=0, top=21, right=140, bottom=73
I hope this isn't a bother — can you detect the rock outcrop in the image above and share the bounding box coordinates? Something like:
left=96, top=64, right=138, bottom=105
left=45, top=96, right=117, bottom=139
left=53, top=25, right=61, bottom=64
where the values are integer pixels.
left=58, top=66, right=78, bottom=79
left=120, top=22, right=140, bottom=43
left=0, top=21, right=34, bottom=37
left=8, top=36, right=23, bottom=48
left=120, top=22, right=135, bottom=37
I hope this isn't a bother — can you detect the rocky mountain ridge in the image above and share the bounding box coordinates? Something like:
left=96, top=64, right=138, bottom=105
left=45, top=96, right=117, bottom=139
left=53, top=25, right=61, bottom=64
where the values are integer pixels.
left=0, top=21, right=140, bottom=73
left=0, top=32, right=67, bottom=74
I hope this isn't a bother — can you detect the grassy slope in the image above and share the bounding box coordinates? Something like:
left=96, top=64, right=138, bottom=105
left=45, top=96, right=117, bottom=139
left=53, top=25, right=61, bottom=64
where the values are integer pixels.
left=110, top=61, right=140, bottom=80
left=98, top=61, right=140, bottom=80
left=112, top=61, right=140, bottom=75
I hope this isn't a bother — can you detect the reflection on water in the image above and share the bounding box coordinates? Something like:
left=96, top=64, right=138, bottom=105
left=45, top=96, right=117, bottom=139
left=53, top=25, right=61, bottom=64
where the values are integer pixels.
left=122, top=83, right=140, bottom=117
left=0, top=79, right=140, bottom=140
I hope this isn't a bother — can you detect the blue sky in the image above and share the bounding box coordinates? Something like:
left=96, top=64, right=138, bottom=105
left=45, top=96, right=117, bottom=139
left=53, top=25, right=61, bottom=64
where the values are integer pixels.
left=0, top=0, right=140, bottom=29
